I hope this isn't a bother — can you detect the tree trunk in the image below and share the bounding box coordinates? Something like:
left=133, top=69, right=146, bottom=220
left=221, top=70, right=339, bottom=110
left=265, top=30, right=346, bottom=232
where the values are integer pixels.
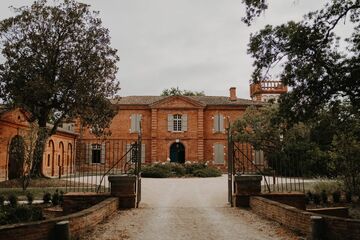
left=30, top=126, right=49, bottom=177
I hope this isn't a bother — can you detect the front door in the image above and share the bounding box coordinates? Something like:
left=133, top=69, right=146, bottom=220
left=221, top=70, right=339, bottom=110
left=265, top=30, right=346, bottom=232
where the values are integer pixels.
left=170, top=142, right=185, bottom=163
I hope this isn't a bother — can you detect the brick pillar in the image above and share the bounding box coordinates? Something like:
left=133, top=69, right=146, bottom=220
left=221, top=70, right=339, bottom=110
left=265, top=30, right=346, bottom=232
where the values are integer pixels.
left=151, top=109, right=158, bottom=162
left=197, top=109, right=204, bottom=161
left=233, top=174, right=262, bottom=207
left=108, top=175, right=137, bottom=208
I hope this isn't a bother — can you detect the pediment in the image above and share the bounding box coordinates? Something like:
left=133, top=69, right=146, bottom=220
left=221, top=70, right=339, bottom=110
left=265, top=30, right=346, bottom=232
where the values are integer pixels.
left=150, top=96, right=205, bottom=109
left=0, top=108, right=31, bottom=126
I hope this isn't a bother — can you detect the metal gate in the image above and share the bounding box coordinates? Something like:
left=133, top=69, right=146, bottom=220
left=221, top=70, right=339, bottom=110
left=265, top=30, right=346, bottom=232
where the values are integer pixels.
left=227, top=129, right=305, bottom=206
left=65, top=130, right=142, bottom=207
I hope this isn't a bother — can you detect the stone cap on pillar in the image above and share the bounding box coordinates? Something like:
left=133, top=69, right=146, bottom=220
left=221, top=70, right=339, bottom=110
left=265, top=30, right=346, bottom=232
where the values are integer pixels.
left=234, top=174, right=262, bottom=182
left=108, top=174, right=137, bottom=183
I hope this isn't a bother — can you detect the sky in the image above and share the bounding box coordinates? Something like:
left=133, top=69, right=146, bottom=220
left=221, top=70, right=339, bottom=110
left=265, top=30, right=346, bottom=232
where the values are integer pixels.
left=0, top=0, right=350, bottom=99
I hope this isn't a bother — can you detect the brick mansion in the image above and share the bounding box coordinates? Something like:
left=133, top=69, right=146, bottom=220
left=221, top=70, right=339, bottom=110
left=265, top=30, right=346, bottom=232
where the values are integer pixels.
left=0, top=81, right=287, bottom=180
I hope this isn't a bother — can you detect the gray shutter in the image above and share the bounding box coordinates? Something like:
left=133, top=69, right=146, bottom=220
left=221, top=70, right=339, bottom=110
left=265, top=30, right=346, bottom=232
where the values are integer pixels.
left=137, top=114, right=142, bottom=132
left=86, top=144, right=92, bottom=164
left=141, top=144, right=145, bottom=163
left=214, top=114, right=219, bottom=132
left=214, top=144, right=224, bottom=164
left=182, top=114, right=188, bottom=131
left=130, top=114, right=136, bottom=133
left=219, top=114, right=225, bottom=132
left=255, top=150, right=264, bottom=165
left=126, top=144, right=131, bottom=161
left=100, top=143, right=105, bottom=164
left=167, top=114, right=173, bottom=131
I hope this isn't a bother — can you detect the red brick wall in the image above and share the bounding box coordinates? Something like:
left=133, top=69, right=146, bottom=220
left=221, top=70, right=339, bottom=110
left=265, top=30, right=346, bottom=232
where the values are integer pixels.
left=250, top=196, right=360, bottom=239
left=0, top=197, right=118, bottom=240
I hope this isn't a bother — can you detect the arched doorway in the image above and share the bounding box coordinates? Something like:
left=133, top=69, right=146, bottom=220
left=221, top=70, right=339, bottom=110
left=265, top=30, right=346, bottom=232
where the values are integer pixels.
left=8, top=135, right=25, bottom=179
left=170, top=142, right=185, bottom=163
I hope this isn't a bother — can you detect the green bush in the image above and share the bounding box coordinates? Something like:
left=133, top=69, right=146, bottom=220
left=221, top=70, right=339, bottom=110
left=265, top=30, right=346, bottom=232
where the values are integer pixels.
left=8, top=194, right=18, bottom=208
left=43, top=192, right=51, bottom=204
left=346, top=191, right=352, bottom=203
left=1, top=205, right=43, bottom=224
left=332, top=191, right=341, bottom=203
left=192, top=167, right=222, bottom=178
left=26, top=192, right=34, bottom=205
left=52, top=190, right=60, bottom=206
left=313, top=193, right=321, bottom=205
left=0, top=195, right=5, bottom=207
left=312, top=179, right=343, bottom=195
left=170, top=164, right=186, bottom=176
left=141, top=166, right=171, bottom=178
left=184, top=163, right=206, bottom=174
left=320, top=190, right=328, bottom=204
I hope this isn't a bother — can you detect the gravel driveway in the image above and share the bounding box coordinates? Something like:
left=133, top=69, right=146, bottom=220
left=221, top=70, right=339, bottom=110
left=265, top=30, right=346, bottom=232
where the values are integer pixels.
left=80, top=175, right=300, bottom=240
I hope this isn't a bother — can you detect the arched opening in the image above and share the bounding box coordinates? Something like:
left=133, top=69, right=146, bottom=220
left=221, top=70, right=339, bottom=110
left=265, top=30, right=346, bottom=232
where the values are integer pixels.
left=8, top=135, right=25, bottom=180
left=169, top=142, right=185, bottom=163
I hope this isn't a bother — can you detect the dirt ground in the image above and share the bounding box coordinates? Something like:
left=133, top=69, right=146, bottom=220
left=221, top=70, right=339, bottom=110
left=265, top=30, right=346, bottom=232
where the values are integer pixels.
left=80, top=176, right=303, bottom=240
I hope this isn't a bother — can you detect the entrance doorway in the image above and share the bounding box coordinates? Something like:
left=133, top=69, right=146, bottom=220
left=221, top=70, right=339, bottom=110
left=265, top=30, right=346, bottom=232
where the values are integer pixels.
left=8, top=135, right=25, bottom=179
left=170, top=142, right=185, bottom=163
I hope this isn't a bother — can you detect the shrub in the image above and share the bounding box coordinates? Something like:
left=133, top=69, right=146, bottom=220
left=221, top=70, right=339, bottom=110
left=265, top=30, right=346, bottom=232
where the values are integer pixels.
left=332, top=191, right=341, bottom=203
left=313, top=193, right=321, bottom=205
left=346, top=191, right=353, bottom=203
left=141, top=166, right=170, bottom=178
left=184, top=163, right=206, bottom=174
left=59, top=190, right=64, bottom=204
left=192, top=167, right=222, bottom=178
left=312, top=179, right=343, bottom=195
left=320, top=190, right=328, bottom=204
left=43, top=192, right=51, bottom=204
left=4, top=205, right=43, bottom=224
left=26, top=192, right=34, bottom=205
left=52, top=190, right=60, bottom=206
left=170, top=164, right=186, bottom=176
left=0, top=195, right=5, bottom=207
left=305, top=191, right=313, bottom=204
left=8, top=194, right=18, bottom=208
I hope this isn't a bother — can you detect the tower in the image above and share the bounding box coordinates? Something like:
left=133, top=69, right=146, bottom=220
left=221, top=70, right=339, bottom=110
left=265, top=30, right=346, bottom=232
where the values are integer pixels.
left=250, top=80, right=287, bottom=102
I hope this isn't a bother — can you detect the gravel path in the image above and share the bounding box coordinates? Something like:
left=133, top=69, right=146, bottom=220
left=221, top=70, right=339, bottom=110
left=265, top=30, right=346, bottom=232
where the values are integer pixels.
left=80, top=176, right=301, bottom=240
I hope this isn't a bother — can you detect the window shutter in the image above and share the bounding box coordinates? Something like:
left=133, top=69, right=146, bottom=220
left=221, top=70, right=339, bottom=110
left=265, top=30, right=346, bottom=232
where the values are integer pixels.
left=167, top=114, right=173, bottom=131
left=214, top=143, right=224, bottom=164
left=219, top=114, right=225, bottom=132
left=86, top=144, right=92, bottom=164
left=126, top=144, right=131, bottom=162
left=136, top=114, right=142, bottom=132
left=214, top=114, right=219, bottom=132
left=255, top=150, right=264, bottom=165
left=100, top=143, right=106, bottom=164
left=182, top=114, right=188, bottom=131
left=141, top=144, right=145, bottom=163
left=130, top=114, right=135, bottom=133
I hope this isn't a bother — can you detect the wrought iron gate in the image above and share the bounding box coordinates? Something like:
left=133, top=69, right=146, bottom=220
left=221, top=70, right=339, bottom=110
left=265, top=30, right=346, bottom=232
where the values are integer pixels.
left=227, top=129, right=305, bottom=206
left=65, top=130, right=142, bottom=207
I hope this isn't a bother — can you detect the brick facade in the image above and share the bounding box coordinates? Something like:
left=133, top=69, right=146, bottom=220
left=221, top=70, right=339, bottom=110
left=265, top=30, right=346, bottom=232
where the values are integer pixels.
left=79, top=89, right=262, bottom=167
left=0, top=108, right=77, bottom=181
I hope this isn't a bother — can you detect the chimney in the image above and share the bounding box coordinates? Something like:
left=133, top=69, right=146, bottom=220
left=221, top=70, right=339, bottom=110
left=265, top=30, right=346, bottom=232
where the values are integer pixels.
left=229, top=87, right=237, bottom=101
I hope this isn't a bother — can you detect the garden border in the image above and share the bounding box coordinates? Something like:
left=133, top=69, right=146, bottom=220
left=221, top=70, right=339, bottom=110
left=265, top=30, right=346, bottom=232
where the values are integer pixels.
left=0, top=196, right=118, bottom=240
left=250, top=196, right=360, bottom=239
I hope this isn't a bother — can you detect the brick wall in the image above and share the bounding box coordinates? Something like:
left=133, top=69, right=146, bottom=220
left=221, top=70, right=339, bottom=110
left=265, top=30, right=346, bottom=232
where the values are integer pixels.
left=250, top=196, right=360, bottom=239
left=0, top=197, right=118, bottom=240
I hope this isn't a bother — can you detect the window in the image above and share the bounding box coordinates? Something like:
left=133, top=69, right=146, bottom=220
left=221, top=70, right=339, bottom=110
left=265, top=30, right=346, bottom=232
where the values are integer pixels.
left=86, top=143, right=105, bottom=164
left=92, top=144, right=101, bottom=163
left=173, top=114, right=182, bottom=131
left=213, top=143, right=225, bottom=164
left=130, top=114, right=142, bottom=133
left=213, top=114, right=225, bottom=133
left=168, top=114, right=188, bottom=132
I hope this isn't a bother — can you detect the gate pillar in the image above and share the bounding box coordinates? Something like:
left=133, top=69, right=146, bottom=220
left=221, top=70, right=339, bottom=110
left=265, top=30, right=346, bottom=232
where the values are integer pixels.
left=108, top=175, right=137, bottom=209
left=233, top=174, right=262, bottom=207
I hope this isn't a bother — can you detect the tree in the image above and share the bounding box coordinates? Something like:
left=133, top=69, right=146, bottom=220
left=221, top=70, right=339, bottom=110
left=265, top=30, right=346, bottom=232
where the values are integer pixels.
left=242, top=0, right=360, bottom=122
left=0, top=0, right=120, bottom=176
left=161, top=87, right=205, bottom=96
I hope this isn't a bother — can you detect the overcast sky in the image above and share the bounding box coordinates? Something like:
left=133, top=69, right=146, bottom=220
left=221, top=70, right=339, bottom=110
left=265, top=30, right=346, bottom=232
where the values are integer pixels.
left=0, top=0, right=349, bottom=99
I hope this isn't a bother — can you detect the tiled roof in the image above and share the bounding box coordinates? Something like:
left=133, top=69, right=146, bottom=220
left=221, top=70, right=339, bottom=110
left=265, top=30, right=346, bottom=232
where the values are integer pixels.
left=111, top=95, right=263, bottom=106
